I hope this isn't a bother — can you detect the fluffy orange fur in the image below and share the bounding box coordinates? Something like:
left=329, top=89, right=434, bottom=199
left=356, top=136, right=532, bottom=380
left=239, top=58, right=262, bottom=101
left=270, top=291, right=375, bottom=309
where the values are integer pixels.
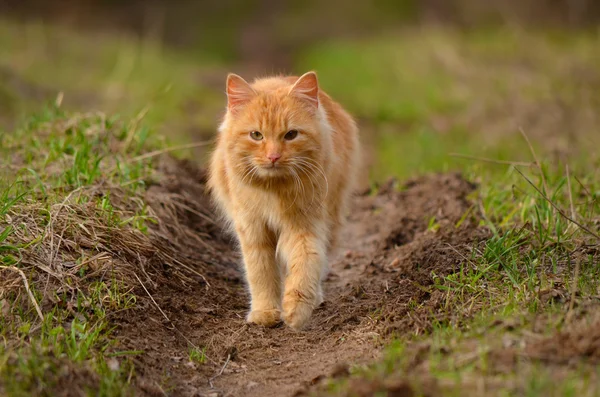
left=208, top=71, right=360, bottom=330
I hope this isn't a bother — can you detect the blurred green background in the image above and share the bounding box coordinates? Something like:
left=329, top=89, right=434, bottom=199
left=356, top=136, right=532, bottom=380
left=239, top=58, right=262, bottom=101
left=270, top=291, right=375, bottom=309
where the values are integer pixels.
left=1, top=0, right=599, bottom=180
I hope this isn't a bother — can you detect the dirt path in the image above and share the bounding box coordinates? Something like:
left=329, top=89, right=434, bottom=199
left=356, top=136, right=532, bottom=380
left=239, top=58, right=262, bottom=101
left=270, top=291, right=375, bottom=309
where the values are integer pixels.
left=112, top=157, right=488, bottom=397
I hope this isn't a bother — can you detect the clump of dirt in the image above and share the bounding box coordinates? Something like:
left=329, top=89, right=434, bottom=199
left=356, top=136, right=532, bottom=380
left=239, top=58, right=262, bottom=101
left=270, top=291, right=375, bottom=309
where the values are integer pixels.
left=525, top=306, right=600, bottom=365
left=109, top=158, right=490, bottom=397
left=342, top=377, right=440, bottom=397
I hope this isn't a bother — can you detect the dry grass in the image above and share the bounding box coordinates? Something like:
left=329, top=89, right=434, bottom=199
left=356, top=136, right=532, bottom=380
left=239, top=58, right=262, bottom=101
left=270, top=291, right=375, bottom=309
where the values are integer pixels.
left=0, top=107, right=220, bottom=395
left=1, top=110, right=209, bottom=315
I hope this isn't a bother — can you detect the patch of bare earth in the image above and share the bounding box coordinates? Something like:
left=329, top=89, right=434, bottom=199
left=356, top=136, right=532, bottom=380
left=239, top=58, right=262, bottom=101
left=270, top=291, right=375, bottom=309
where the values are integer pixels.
left=109, top=156, right=487, bottom=396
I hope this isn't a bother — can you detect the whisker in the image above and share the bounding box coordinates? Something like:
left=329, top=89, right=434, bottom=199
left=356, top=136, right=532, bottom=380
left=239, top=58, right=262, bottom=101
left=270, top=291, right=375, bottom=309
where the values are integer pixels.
left=295, top=163, right=316, bottom=207
left=293, top=160, right=322, bottom=209
left=283, top=168, right=301, bottom=212
left=248, top=166, right=259, bottom=183
left=294, top=157, right=329, bottom=199
left=240, top=165, right=253, bottom=185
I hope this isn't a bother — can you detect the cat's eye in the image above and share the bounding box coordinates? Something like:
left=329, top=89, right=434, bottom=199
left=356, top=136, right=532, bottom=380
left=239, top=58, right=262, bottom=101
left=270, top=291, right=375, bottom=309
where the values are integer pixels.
left=249, top=131, right=263, bottom=141
left=284, top=130, right=298, bottom=140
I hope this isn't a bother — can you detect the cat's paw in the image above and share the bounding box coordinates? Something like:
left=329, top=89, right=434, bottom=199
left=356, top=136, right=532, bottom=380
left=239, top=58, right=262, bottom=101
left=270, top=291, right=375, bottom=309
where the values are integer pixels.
left=247, top=309, right=281, bottom=327
left=282, top=294, right=315, bottom=330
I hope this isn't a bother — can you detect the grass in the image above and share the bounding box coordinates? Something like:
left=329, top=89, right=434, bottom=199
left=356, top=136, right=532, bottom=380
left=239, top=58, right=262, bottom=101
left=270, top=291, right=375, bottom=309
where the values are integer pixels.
left=0, top=100, right=213, bottom=395
left=189, top=347, right=208, bottom=365
left=299, top=28, right=600, bottom=180
left=324, top=302, right=600, bottom=396
left=0, top=104, right=171, bottom=396
left=0, top=18, right=224, bottom=147
left=301, top=29, right=600, bottom=396
left=1, top=317, right=132, bottom=396
left=0, top=17, right=599, bottom=397
left=329, top=309, right=600, bottom=396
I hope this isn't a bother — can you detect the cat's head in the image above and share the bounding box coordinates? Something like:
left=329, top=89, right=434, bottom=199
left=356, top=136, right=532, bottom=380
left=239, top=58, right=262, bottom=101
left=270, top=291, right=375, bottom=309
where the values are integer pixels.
left=219, top=71, right=329, bottom=184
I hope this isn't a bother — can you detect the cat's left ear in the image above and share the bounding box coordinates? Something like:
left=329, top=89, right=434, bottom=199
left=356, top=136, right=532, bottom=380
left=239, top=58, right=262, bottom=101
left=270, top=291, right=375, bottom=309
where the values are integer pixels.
left=226, top=73, right=256, bottom=112
left=289, top=71, right=319, bottom=108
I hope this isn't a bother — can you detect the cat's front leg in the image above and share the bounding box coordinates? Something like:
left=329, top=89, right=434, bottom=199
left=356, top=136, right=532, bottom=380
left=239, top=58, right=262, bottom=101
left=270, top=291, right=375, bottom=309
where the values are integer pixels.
left=278, top=223, right=327, bottom=330
left=236, top=221, right=281, bottom=327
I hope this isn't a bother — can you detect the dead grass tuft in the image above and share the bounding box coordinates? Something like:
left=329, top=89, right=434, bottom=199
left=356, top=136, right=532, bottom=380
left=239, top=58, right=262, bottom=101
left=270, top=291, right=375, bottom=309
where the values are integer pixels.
left=0, top=110, right=215, bottom=335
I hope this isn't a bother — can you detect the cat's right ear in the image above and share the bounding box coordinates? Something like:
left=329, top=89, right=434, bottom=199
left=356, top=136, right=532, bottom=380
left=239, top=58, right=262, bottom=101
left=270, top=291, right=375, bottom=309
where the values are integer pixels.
left=226, top=74, right=256, bottom=112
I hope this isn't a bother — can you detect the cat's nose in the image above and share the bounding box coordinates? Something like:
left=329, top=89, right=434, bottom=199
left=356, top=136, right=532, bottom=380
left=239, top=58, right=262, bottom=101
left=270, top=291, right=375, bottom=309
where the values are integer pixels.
left=267, top=153, right=281, bottom=164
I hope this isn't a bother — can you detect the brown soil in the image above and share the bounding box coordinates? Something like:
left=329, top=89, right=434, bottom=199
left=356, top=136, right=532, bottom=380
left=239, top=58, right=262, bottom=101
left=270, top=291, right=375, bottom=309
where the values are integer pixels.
left=525, top=303, right=600, bottom=365
left=111, top=157, right=489, bottom=397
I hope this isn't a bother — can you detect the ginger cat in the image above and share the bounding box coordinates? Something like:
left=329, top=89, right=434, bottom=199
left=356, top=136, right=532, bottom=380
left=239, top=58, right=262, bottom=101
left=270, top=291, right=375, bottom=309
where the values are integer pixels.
left=208, top=71, right=359, bottom=330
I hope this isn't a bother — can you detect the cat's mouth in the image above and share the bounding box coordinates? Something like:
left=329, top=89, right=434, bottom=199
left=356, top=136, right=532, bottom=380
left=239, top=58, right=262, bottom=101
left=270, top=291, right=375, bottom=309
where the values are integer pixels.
left=257, top=163, right=288, bottom=177
left=260, top=161, right=283, bottom=169
left=262, top=164, right=283, bottom=172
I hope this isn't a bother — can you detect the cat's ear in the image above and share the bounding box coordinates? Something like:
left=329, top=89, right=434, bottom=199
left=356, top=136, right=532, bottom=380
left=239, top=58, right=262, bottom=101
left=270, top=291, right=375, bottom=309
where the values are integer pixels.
left=289, top=71, right=319, bottom=108
left=226, top=73, right=256, bottom=111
